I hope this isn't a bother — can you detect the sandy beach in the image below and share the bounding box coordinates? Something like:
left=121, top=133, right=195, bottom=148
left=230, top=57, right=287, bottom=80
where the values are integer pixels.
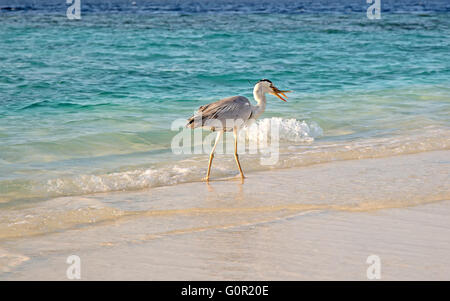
left=1, top=150, right=449, bottom=280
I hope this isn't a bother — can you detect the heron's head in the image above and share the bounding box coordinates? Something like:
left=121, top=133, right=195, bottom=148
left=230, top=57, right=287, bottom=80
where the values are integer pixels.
left=256, top=79, right=291, bottom=102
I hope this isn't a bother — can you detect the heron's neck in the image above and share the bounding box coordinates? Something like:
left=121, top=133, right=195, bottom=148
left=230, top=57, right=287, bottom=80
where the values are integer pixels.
left=252, top=86, right=266, bottom=119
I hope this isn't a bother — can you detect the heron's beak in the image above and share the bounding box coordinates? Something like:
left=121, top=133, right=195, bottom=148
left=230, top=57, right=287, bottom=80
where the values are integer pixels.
left=270, top=86, right=291, bottom=102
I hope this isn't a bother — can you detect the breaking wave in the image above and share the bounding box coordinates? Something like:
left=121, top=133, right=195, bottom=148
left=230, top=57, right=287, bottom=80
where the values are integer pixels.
left=243, top=117, right=323, bottom=143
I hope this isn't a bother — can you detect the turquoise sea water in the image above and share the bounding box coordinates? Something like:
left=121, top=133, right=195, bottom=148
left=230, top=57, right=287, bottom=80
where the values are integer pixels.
left=0, top=0, right=449, bottom=205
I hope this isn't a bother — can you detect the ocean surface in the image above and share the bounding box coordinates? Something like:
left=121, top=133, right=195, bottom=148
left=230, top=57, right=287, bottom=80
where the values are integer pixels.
left=0, top=0, right=449, bottom=207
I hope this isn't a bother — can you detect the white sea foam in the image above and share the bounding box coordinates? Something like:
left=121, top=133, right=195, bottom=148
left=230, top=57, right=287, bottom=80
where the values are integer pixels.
left=46, top=165, right=201, bottom=196
left=243, top=117, right=323, bottom=143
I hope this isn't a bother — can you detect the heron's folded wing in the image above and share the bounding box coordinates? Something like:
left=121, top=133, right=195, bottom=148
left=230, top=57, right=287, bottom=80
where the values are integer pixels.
left=187, top=96, right=252, bottom=128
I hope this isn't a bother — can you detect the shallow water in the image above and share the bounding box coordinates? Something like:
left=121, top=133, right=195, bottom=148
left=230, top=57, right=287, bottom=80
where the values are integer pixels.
left=1, top=1, right=449, bottom=205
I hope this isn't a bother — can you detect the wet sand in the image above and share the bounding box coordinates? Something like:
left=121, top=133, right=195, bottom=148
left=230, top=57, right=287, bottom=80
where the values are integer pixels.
left=1, top=151, right=449, bottom=280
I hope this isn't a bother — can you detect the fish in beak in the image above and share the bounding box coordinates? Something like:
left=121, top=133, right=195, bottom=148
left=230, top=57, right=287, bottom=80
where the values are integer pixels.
left=270, top=86, right=291, bottom=102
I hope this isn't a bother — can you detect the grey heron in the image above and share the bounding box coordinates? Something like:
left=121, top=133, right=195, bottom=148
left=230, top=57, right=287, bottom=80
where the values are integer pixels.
left=186, top=79, right=290, bottom=182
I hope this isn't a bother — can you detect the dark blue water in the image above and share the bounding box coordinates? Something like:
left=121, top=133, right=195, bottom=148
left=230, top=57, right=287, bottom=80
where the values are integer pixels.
left=1, top=0, right=450, bottom=14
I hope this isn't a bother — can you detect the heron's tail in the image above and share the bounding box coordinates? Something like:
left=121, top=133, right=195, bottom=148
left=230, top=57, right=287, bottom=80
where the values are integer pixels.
left=186, top=116, right=194, bottom=128
left=186, top=115, right=200, bottom=128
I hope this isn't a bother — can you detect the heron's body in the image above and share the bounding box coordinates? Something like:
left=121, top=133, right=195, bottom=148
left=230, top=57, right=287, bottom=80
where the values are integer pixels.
left=186, top=79, right=289, bottom=181
left=187, top=96, right=253, bottom=131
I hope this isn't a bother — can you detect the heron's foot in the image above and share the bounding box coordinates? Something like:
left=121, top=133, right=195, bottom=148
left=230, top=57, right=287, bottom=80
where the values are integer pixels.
left=202, top=176, right=210, bottom=182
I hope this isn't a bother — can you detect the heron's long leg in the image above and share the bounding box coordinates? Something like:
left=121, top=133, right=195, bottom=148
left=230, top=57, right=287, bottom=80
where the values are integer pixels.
left=204, top=131, right=223, bottom=182
left=233, top=129, right=245, bottom=179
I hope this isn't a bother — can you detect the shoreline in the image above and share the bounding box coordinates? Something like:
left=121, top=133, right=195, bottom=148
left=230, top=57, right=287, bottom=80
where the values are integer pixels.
left=0, top=150, right=449, bottom=280
left=2, top=124, right=449, bottom=206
